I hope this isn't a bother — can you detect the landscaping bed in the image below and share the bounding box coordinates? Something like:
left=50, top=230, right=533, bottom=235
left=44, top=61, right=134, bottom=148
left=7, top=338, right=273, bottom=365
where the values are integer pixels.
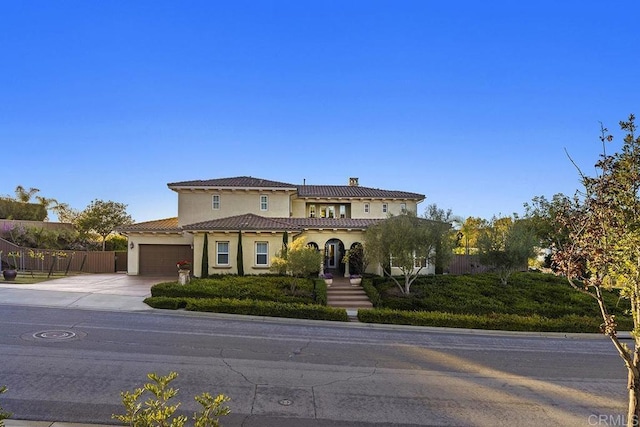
left=147, top=275, right=347, bottom=322
left=358, top=272, right=633, bottom=333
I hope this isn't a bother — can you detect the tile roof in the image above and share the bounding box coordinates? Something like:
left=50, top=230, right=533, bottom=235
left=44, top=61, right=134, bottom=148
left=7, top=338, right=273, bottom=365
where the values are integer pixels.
left=297, top=185, right=424, bottom=200
left=167, top=176, right=424, bottom=200
left=182, top=214, right=383, bottom=232
left=168, top=176, right=297, bottom=189
left=182, top=214, right=299, bottom=232
left=117, top=217, right=181, bottom=233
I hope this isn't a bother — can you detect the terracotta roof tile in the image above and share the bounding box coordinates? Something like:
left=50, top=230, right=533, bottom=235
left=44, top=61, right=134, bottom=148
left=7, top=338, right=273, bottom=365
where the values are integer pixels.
left=117, top=217, right=181, bottom=233
left=168, top=176, right=297, bottom=189
left=182, top=214, right=299, bottom=232
left=297, top=185, right=424, bottom=200
left=182, top=215, right=383, bottom=232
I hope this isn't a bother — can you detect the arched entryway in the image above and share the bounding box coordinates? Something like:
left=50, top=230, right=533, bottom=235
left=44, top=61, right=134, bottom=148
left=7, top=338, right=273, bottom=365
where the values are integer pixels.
left=324, top=238, right=345, bottom=276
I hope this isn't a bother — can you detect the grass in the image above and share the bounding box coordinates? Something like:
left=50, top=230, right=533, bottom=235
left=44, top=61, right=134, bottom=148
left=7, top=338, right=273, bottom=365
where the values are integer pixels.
left=0, top=270, right=79, bottom=284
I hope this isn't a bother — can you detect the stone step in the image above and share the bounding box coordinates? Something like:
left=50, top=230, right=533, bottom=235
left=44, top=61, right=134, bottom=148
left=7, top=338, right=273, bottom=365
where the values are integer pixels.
left=327, top=301, right=373, bottom=308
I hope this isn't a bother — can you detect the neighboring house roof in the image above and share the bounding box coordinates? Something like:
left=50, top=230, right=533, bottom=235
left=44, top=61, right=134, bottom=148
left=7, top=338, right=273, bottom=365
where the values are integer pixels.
left=182, top=214, right=383, bottom=232
left=297, top=185, right=425, bottom=200
left=167, top=176, right=297, bottom=190
left=182, top=213, right=299, bottom=232
left=117, top=217, right=182, bottom=233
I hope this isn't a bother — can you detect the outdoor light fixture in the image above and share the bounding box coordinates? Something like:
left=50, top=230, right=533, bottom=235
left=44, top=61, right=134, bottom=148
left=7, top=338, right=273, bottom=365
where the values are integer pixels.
left=129, top=242, right=134, bottom=249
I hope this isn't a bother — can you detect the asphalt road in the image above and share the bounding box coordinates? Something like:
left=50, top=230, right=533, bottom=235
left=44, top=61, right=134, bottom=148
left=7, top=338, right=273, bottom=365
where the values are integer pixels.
left=0, top=305, right=629, bottom=426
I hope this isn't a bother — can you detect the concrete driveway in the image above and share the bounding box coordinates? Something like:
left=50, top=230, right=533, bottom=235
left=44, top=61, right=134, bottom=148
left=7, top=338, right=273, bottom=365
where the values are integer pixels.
left=0, top=273, right=174, bottom=311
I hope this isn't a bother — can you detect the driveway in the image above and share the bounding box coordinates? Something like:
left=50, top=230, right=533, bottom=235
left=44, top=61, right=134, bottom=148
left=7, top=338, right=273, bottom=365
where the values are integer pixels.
left=0, top=273, right=174, bottom=311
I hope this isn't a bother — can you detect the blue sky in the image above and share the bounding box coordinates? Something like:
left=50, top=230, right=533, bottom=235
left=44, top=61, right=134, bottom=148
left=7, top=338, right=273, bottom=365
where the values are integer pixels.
left=1, top=1, right=638, bottom=223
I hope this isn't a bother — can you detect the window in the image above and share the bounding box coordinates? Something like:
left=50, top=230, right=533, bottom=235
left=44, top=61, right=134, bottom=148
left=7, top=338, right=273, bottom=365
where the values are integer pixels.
left=382, top=204, right=388, bottom=213
left=212, top=195, right=220, bottom=210
left=364, top=203, right=370, bottom=214
left=400, top=203, right=407, bottom=213
left=216, top=241, right=229, bottom=265
left=260, top=195, right=268, bottom=211
left=309, top=204, right=316, bottom=218
left=255, top=242, right=268, bottom=266
left=327, top=205, right=335, bottom=218
left=339, top=205, right=346, bottom=218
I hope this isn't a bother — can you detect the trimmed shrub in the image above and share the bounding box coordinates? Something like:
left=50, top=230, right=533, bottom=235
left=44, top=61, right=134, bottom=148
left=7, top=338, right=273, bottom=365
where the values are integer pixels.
left=357, top=308, right=632, bottom=333
left=151, top=276, right=317, bottom=304
left=361, top=278, right=382, bottom=307
left=184, top=298, right=349, bottom=321
left=144, top=296, right=186, bottom=310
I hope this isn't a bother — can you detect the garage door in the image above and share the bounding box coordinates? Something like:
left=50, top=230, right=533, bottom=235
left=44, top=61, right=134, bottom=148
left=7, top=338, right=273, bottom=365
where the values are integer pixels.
left=139, top=244, right=193, bottom=276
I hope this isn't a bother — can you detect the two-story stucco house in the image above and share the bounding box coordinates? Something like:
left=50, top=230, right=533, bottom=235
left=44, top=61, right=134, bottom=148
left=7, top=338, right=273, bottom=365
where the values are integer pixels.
left=118, top=176, right=428, bottom=277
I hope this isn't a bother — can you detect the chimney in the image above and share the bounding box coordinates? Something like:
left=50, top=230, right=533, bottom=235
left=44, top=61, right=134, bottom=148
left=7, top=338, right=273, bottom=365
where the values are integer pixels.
left=349, top=177, right=359, bottom=186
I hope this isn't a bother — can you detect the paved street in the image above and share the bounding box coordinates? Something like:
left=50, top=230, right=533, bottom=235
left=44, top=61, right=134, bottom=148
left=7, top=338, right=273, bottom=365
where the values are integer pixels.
left=0, top=301, right=629, bottom=427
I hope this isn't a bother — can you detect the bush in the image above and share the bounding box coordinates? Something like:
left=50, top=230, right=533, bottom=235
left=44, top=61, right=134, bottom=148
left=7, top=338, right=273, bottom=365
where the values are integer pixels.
left=112, top=371, right=230, bottom=426
left=371, top=272, right=632, bottom=321
left=144, top=296, right=186, bottom=310
left=151, top=276, right=313, bottom=303
left=182, top=297, right=349, bottom=321
left=357, top=308, right=630, bottom=333
left=145, top=296, right=348, bottom=322
left=361, top=278, right=382, bottom=307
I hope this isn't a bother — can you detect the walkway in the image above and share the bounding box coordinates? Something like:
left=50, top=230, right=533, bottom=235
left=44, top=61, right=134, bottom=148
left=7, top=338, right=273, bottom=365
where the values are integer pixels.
left=325, top=277, right=373, bottom=317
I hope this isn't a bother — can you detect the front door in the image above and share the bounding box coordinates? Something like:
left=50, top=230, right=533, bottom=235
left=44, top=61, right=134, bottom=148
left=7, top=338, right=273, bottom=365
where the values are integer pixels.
left=326, top=242, right=338, bottom=268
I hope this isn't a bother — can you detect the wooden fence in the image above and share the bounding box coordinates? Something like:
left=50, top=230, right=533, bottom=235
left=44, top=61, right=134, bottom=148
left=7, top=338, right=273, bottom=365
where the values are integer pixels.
left=0, top=238, right=117, bottom=274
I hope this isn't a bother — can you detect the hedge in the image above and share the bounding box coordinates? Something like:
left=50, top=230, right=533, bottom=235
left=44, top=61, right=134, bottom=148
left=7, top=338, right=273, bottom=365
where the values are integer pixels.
left=145, top=297, right=349, bottom=322
left=151, top=276, right=321, bottom=304
left=0, top=199, right=47, bottom=221
left=357, top=308, right=633, bottom=333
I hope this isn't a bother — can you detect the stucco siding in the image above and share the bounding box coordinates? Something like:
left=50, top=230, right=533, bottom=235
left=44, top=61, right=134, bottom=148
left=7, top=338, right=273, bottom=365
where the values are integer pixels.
left=177, top=190, right=292, bottom=226
left=193, top=231, right=288, bottom=277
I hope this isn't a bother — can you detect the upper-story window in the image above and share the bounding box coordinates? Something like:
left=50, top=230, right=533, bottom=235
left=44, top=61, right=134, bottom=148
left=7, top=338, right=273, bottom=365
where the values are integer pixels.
left=382, top=203, right=388, bottom=214
left=212, top=195, right=220, bottom=210
left=308, top=204, right=316, bottom=218
left=339, top=205, right=346, bottom=218
left=400, top=203, right=407, bottom=213
left=260, top=195, right=268, bottom=211
left=364, top=203, right=370, bottom=214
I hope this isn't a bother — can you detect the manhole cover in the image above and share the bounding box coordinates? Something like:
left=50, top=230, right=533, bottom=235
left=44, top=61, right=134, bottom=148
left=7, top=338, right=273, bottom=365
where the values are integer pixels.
left=278, top=399, right=293, bottom=406
left=33, top=330, right=77, bottom=340
left=22, top=330, right=86, bottom=342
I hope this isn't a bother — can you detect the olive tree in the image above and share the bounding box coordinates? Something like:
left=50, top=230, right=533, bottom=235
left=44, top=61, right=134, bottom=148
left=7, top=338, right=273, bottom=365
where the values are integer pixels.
left=364, top=212, right=441, bottom=295
left=553, top=114, right=640, bottom=426
left=477, top=216, right=537, bottom=285
left=270, top=236, right=322, bottom=294
left=76, top=199, right=133, bottom=251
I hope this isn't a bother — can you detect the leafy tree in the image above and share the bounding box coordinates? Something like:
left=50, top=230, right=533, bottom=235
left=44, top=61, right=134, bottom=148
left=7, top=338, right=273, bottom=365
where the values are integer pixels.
left=453, top=216, right=488, bottom=255
left=477, top=216, right=537, bottom=285
left=342, top=242, right=369, bottom=276
left=76, top=200, right=133, bottom=251
left=553, top=114, right=640, bottom=425
left=364, top=212, right=440, bottom=295
left=423, top=203, right=457, bottom=274
left=270, top=236, right=322, bottom=294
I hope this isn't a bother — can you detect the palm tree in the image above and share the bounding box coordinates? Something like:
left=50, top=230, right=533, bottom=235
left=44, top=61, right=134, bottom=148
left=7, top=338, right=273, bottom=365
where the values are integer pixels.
left=14, top=185, right=40, bottom=203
